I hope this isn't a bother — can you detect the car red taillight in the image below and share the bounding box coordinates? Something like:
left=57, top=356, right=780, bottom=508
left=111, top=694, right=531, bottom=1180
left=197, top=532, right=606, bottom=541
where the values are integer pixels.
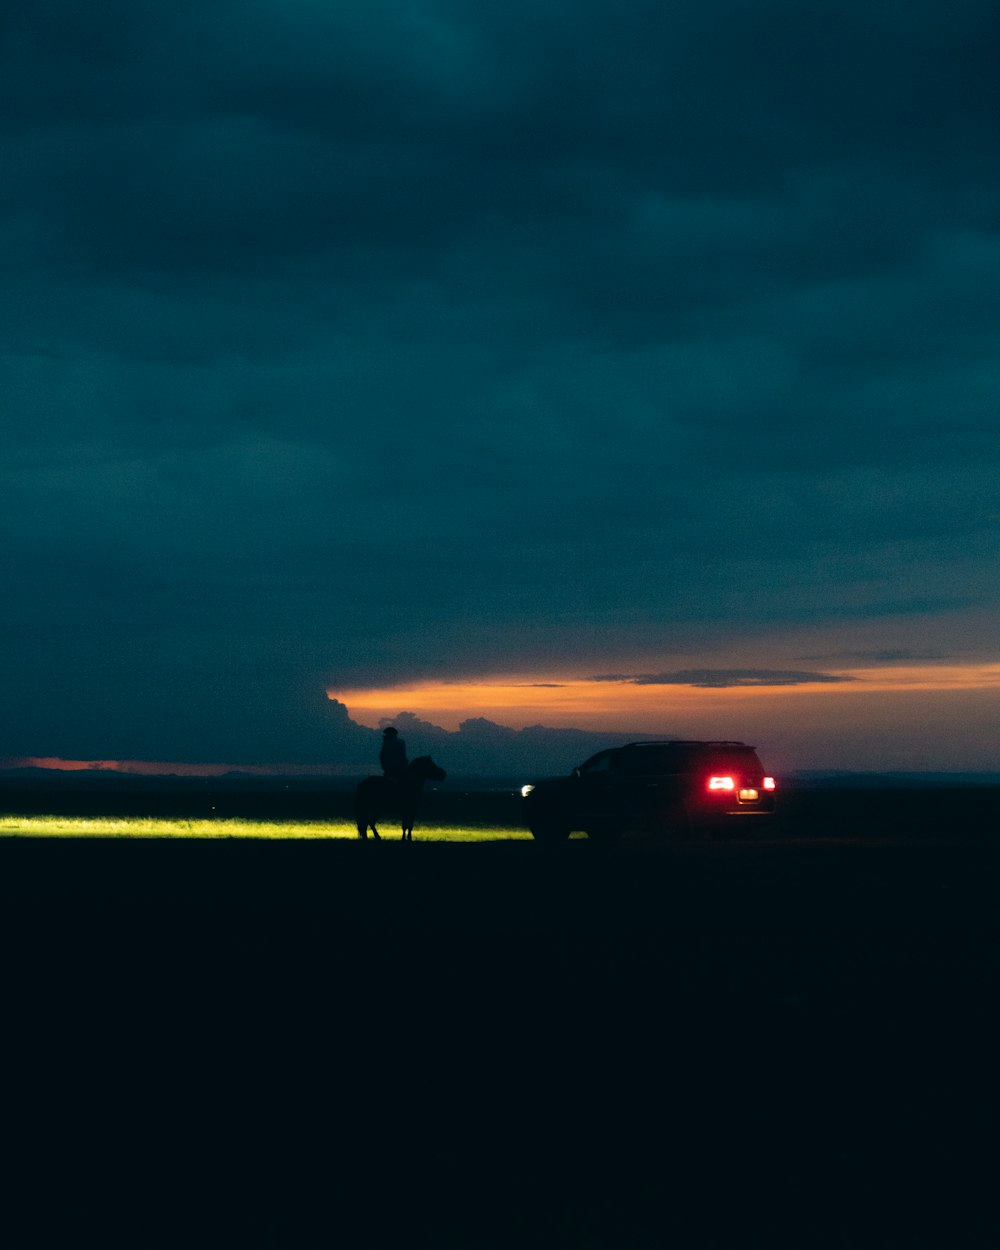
left=707, top=776, right=736, bottom=791
left=762, top=777, right=776, bottom=791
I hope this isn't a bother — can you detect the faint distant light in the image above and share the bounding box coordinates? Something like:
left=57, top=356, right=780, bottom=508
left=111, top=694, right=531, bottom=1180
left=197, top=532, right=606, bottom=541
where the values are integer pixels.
left=520, top=784, right=535, bottom=797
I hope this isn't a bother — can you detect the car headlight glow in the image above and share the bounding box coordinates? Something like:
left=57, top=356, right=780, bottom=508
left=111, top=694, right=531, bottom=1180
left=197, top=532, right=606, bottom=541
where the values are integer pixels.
left=520, top=784, right=535, bottom=798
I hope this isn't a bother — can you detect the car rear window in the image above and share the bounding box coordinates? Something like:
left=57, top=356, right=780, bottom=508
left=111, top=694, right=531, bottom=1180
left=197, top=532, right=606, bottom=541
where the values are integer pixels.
left=616, top=747, right=764, bottom=776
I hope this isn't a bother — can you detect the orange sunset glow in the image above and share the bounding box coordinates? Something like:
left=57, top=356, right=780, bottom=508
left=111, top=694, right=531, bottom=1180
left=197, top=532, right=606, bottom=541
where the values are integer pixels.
left=0, top=757, right=342, bottom=777
left=331, top=662, right=1000, bottom=772
left=332, top=663, right=1000, bottom=731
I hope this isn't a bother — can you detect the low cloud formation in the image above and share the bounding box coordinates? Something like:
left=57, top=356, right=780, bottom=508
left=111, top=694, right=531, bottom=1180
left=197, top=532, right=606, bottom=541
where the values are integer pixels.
left=592, top=670, right=856, bottom=689
left=837, top=649, right=948, bottom=663
left=370, top=711, right=657, bottom=777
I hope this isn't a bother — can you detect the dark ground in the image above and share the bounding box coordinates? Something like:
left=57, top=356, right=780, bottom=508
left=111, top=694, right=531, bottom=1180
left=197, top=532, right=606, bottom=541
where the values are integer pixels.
left=2, top=785, right=999, bottom=1247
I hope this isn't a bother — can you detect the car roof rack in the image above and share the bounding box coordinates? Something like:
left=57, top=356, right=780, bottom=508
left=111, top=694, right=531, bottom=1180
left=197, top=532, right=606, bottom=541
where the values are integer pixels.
left=622, top=740, right=752, bottom=748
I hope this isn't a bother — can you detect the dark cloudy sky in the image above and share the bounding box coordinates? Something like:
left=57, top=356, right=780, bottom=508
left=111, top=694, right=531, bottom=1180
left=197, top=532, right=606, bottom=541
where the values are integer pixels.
left=2, top=1, right=998, bottom=772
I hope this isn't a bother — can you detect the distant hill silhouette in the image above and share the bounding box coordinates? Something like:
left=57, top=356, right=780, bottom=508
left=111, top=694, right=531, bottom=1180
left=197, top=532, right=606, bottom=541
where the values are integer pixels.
left=792, top=770, right=1000, bottom=789
left=0, top=700, right=665, bottom=783
left=349, top=708, right=667, bottom=778
left=4, top=701, right=1000, bottom=786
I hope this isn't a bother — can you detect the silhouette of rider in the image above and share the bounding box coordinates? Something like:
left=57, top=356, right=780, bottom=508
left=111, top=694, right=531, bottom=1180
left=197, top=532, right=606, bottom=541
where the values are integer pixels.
left=379, top=727, right=408, bottom=782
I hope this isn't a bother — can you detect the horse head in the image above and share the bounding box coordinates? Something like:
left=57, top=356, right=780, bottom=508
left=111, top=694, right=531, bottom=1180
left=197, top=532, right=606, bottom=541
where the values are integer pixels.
left=410, top=755, right=447, bottom=785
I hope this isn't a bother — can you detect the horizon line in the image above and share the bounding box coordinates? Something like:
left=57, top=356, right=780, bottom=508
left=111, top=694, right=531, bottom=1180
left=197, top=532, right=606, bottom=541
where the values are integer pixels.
left=3, top=757, right=1000, bottom=782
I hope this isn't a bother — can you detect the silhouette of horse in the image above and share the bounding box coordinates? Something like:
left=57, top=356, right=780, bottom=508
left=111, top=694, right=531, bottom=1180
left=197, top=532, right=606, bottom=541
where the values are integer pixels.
left=355, top=755, right=447, bottom=841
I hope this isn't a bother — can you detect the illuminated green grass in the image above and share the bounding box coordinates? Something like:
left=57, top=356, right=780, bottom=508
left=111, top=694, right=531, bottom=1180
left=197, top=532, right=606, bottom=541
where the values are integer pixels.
left=0, top=815, right=532, bottom=841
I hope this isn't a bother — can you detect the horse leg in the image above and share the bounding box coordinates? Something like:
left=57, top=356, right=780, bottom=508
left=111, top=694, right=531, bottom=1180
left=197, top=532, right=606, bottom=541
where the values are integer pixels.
left=355, top=777, right=388, bottom=840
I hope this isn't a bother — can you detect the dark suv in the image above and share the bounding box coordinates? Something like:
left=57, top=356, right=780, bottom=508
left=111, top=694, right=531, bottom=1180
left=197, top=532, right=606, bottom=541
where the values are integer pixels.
left=520, top=741, right=777, bottom=842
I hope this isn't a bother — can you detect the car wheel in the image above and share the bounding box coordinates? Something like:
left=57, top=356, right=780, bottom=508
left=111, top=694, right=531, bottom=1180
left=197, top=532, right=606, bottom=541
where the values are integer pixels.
left=587, top=827, right=622, bottom=842
left=529, top=817, right=571, bottom=843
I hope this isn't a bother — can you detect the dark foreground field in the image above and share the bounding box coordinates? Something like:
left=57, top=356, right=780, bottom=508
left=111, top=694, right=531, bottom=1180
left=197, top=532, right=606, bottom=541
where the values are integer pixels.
left=3, top=786, right=999, bottom=1247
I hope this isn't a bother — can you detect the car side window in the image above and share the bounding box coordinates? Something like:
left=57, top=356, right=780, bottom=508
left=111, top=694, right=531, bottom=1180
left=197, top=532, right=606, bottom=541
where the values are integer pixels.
left=616, top=751, right=661, bottom=776
left=579, top=752, right=614, bottom=776
left=615, top=752, right=642, bottom=776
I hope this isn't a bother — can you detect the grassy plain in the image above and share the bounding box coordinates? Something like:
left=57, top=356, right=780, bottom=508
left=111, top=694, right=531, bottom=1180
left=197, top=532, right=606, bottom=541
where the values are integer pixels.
left=2, top=785, right=998, bottom=1247
left=0, top=814, right=532, bottom=840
